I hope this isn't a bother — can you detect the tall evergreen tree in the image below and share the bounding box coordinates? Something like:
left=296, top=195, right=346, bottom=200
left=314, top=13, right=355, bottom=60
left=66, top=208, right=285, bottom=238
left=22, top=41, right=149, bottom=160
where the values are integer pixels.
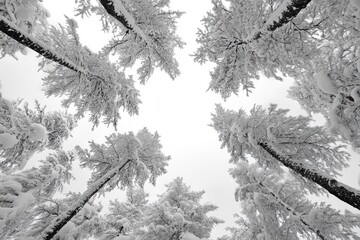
left=76, top=0, right=185, bottom=82
left=230, top=162, right=360, bottom=240
left=96, top=187, right=149, bottom=239
left=195, top=0, right=360, bottom=147
left=13, top=192, right=103, bottom=240
left=211, top=104, right=360, bottom=210
left=0, top=150, right=74, bottom=239
left=1, top=2, right=140, bottom=128
left=0, top=0, right=49, bottom=57
left=133, top=177, right=223, bottom=240
left=41, top=128, right=169, bottom=240
left=0, top=95, right=75, bottom=172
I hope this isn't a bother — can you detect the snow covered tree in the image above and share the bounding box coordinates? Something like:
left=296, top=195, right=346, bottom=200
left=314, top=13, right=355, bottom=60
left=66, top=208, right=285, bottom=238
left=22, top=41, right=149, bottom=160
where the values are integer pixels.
left=1, top=4, right=141, bottom=128
left=218, top=214, right=268, bottom=240
left=133, top=177, right=223, bottom=240
left=23, top=101, right=76, bottom=150
left=1, top=0, right=184, bottom=128
left=195, top=0, right=360, bottom=146
left=41, top=128, right=170, bottom=240
left=0, top=0, right=49, bottom=57
left=194, top=0, right=314, bottom=97
left=194, top=0, right=357, bottom=97
left=230, top=162, right=360, bottom=240
left=75, top=0, right=185, bottom=82
left=0, top=96, right=75, bottom=172
left=0, top=95, right=47, bottom=171
left=211, top=104, right=360, bottom=210
left=12, top=192, right=103, bottom=240
left=0, top=150, right=74, bottom=239
left=96, top=187, right=149, bottom=239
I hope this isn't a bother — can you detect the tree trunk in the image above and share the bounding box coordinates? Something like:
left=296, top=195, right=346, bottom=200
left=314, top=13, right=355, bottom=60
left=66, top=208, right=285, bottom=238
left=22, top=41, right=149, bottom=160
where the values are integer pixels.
left=0, top=16, right=82, bottom=72
left=41, top=159, right=131, bottom=240
left=258, top=141, right=360, bottom=211
left=99, top=0, right=133, bottom=30
left=229, top=0, right=312, bottom=48
left=99, top=0, right=151, bottom=45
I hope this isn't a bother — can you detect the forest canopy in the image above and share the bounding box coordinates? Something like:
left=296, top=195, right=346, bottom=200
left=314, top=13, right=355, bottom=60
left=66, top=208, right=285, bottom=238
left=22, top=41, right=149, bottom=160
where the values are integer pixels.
left=1, top=0, right=360, bottom=239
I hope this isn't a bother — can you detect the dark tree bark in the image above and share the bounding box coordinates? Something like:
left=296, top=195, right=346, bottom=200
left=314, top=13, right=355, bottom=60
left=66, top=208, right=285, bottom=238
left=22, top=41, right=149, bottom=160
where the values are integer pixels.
left=0, top=17, right=80, bottom=72
left=228, top=0, right=312, bottom=48
left=41, top=159, right=131, bottom=240
left=99, top=0, right=133, bottom=31
left=258, top=141, right=360, bottom=211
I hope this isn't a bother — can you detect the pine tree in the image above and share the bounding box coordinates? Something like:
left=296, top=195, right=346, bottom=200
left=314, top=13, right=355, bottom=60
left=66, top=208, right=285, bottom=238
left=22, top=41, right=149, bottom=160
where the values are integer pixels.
left=0, top=95, right=75, bottom=172
left=40, top=128, right=170, bottom=240
left=230, top=162, right=360, bottom=240
left=133, top=177, right=223, bottom=240
left=14, top=192, right=103, bottom=240
left=195, top=0, right=360, bottom=146
left=194, top=0, right=315, bottom=97
left=75, top=0, right=185, bottom=82
left=0, top=150, right=74, bottom=239
left=1, top=3, right=140, bottom=128
left=37, top=18, right=140, bottom=129
left=211, top=104, right=360, bottom=210
left=0, top=0, right=49, bottom=57
left=1, top=0, right=184, bottom=128
left=96, top=187, right=149, bottom=239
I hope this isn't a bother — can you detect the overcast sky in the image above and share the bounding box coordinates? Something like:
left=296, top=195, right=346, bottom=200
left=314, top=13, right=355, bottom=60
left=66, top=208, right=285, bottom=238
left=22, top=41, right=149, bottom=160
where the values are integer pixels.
left=1, top=0, right=359, bottom=238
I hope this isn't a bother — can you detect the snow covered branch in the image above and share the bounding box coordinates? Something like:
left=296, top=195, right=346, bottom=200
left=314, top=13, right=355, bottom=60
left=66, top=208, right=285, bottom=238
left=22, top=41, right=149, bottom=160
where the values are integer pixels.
left=0, top=16, right=82, bottom=72
left=99, top=0, right=133, bottom=31
left=90, top=0, right=184, bottom=81
left=258, top=140, right=360, bottom=211
left=229, top=0, right=312, bottom=48
left=40, top=159, right=131, bottom=240
left=257, top=182, right=330, bottom=240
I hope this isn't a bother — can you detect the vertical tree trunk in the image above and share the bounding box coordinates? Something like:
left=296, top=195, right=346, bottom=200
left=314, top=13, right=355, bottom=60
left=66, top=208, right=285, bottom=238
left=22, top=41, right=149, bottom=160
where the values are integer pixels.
left=41, top=159, right=131, bottom=240
left=258, top=141, right=360, bottom=211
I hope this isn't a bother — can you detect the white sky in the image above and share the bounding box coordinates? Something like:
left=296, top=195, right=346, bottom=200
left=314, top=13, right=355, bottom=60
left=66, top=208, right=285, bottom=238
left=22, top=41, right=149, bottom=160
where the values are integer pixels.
left=1, top=0, right=360, bottom=238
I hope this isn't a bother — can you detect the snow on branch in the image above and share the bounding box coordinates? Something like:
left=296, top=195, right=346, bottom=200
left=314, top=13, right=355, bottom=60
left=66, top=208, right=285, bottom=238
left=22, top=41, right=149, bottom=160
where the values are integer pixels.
left=0, top=16, right=83, bottom=73
left=109, top=0, right=152, bottom=46
left=40, top=159, right=132, bottom=240
left=96, top=0, right=184, bottom=81
left=0, top=16, right=141, bottom=128
left=230, top=0, right=312, bottom=48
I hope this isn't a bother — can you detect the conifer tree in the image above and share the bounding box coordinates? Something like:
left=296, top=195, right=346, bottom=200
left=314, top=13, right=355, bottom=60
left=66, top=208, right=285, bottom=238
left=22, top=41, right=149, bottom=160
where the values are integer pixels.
left=230, top=162, right=360, bottom=240
left=0, top=150, right=74, bottom=239
left=133, top=177, right=223, bottom=240
left=76, top=0, right=185, bottom=82
left=41, top=128, right=169, bottom=240
left=0, top=95, right=75, bottom=172
left=196, top=0, right=360, bottom=146
left=211, top=104, right=360, bottom=210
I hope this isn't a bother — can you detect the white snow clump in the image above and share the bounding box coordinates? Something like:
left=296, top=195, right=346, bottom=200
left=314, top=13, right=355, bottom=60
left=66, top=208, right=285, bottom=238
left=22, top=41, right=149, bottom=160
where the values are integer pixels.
left=314, top=70, right=337, bottom=95
left=0, top=133, right=18, bottom=149
left=28, top=123, right=47, bottom=141
left=180, top=232, right=201, bottom=240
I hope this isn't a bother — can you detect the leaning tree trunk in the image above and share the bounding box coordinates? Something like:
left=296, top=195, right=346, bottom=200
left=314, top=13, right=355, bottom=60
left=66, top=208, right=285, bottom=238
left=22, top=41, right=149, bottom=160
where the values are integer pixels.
left=228, top=0, right=312, bottom=48
left=99, top=0, right=151, bottom=44
left=99, top=0, right=133, bottom=30
left=41, top=159, right=131, bottom=240
left=258, top=141, right=360, bottom=211
left=0, top=16, right=82, bottom=72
